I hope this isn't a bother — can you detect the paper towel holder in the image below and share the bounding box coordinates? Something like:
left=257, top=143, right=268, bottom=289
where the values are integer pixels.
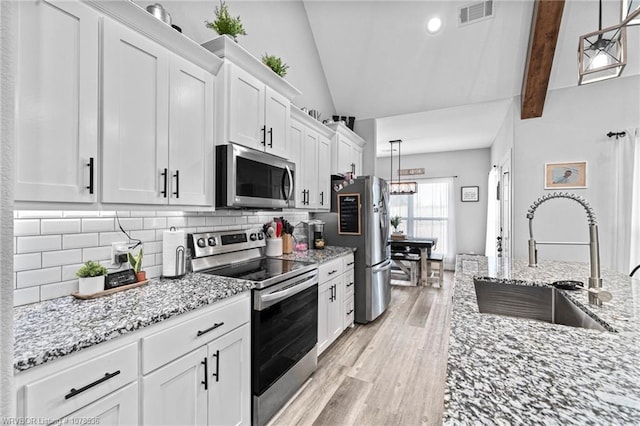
left=163, top=226, right=186, bottom=278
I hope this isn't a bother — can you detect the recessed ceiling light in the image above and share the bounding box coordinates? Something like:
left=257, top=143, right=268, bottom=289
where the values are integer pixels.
left=426, top=16, right=442, bottom=34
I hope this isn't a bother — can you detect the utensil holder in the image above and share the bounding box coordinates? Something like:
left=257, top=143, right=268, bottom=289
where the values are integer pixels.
left=266, top=238, right=283, bottom=257
left=282, top=234, right=293, bottom=254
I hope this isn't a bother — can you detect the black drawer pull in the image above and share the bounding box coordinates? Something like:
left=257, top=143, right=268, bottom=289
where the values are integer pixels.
left=347, top=261, right=354, bottom=266
left=173, top=170, right=180, bottom=199
left=261, top=126, right=267, bottom=146
left=320, top=191, right=324, bottom=205
left=328, top=270, right=338, bottom=276
left=86, top=157, right=94, bottom=194
left=347, top=309, right=354, bottom=315
left=197, top=322, right=224, bottom=337
left=212, top=350, right=220, bottom=382
left=268, top=127, right=273, bottom=148
left=346, top=282, right=354, bottom=287
left=65, top=370, right=120, bottom=400
left=161, top=168, right=168, bottom=198
left=201, top=357, right=208, bottom=390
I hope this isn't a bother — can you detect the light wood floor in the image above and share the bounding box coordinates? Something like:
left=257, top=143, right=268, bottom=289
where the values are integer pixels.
left=268, top=272, right=456, bottom=426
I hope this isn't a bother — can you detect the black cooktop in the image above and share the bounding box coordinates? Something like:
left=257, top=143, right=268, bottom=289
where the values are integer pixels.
left=203, top=257, right=315, bottom=288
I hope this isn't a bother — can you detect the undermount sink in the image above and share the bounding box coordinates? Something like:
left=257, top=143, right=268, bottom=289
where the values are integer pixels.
left=473, top=278, right=613, bottom=332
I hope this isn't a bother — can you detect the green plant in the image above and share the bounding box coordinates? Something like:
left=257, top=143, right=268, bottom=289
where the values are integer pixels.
left=76, top=260, right=108, bottom=278
left=128, top=249, right=144, bottom=273
left=390, top=216, right=402, bottom=232
left=262, top=54, right=289, bottom=77
left=205, top=1, right=247, bottom=42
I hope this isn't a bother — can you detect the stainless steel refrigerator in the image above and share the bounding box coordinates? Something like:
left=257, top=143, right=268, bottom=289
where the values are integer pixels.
left=314, top=176, right=391, bottom=323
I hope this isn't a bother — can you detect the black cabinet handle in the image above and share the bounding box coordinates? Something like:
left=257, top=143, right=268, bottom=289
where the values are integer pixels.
left=328, top=269, right=338, bottom=276
left=320, top=191, right=324, bottom=206
left=268, top=127, right=273, bottom=148
left=306, top=190, right=309, bottom=205
left=261, top=126, right=267, bottom=146
left=173, top=170, right=179, bottom=199
left=201, top=357, right=208, bottom=390
left=329, top=285, right=334, bottom=302
left=212, top=350, right=220, bottom=382
left=161, top=168, right=168, bottom=198
left=346, top=282, right=354, bottom=287
left=347, top=309, right=354, bottom=315
left=347, top=261, right=354, bottom=266
left=86, top=157, right=94, bottom=194
left=65, top=370, right=120, bottom=400
left=197, top=322, right=224, bottom=337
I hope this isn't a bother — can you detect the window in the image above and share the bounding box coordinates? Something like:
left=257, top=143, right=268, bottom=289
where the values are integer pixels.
left=389, top=178, right=455, bottom=265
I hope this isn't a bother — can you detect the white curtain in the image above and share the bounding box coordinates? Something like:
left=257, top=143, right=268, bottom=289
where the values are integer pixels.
left=485, top=167, right=499, bottom=256
left=445, top=177, right=457, bottom=270
left=612, top=128, right=640, bottom=274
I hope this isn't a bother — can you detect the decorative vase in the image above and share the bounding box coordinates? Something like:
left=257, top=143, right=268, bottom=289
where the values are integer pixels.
left=136, top=271, right=147, bottom=282
left=78, top=275, right=105, bottom=294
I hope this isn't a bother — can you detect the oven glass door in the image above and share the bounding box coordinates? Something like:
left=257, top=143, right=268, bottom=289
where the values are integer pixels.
left=252, top=284, right=318, bottom=396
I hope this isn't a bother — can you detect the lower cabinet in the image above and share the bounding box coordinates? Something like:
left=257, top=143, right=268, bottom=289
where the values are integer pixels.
left=62, top=382, right=139, bottom=425
left=142, top=323, right=250, bottom=426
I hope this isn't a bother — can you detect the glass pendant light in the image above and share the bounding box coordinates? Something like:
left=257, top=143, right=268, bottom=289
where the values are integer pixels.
left=389, top=140, right=417, bottom=195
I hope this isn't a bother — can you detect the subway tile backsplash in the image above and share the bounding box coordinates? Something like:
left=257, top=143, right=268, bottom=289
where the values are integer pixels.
left=13, top=210, right=309, bottom=306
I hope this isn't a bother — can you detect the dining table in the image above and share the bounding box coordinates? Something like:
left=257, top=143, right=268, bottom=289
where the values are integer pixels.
left=388, top=237, right=438, bottom=285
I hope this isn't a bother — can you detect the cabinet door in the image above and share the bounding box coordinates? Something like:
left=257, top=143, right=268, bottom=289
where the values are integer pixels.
left=336, top=135, right=352, bottom=176
left=228, top=66, right=264, bottom=150
left=169, top=56, right=215, bottom=206
left=317, top=281, right=332, bottom=355
left=302, top=131, right=319, bottom=208
left=102, top=18, right=169, bottom=204
left=289, top=121, right=304, bottom=208
left=264, top=87, right=291, bottom=158
left=207, top=323, right=251, bottom=426
left=317, top=135, right=331, bottom=210
left=329, top=277, right=345, bottom=344
left=142, top=347, right=208, bottom=426
left=15, top=0, right=98, bottom=203
left=62, top=382, right=138, bottom=426
left=352, top=143, right=364, bottom=177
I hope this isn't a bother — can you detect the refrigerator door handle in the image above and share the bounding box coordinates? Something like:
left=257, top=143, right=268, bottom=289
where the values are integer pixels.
left=372, top=259, right=392, bottom=273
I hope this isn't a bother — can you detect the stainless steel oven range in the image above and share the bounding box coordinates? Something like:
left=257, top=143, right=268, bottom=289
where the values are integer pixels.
left=188, top=229, right=318, bottom=426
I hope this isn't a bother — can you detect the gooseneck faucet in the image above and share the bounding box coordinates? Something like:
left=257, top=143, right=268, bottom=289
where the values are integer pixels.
left=526, top=192, right=604, bottom=306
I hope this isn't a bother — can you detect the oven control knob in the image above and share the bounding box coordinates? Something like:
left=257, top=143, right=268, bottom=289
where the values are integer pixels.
left=208, top=237, right=217, bottom=246
left=250, top=233, right=257, bottom=241
left=257, top=232, right=264, bottom=240
left=197, top=238, right=206, bottom=248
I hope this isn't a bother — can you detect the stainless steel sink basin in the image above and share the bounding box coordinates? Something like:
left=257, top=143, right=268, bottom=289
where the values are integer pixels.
left=473, top=278, right=612, bottom=332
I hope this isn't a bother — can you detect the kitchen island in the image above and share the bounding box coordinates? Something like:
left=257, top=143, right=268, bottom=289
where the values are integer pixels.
left=445, top=255, right=640, bottom=424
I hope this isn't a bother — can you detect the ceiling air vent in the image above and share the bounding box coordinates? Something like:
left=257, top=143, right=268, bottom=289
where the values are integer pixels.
left=459, top=0, right=494, bottom=26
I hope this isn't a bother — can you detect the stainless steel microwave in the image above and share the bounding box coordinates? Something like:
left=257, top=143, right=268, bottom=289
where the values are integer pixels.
left=216, top=144, right=295, bottom=209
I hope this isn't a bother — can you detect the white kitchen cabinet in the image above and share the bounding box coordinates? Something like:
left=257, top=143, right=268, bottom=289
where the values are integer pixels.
left=291, top=108, right=333, bottom=210
left=318, top=257, right=349, bottom=355
left=329, top=122, right=366, bottom=177
left=15, top=0, right=99, bottom=203
left=141, top=293, right=251, bottom=426
left=224, top=65, right=290, bottom=158
left=102, top=18, right=214, bottom=206
left=61, top=382, right=139, bottom=426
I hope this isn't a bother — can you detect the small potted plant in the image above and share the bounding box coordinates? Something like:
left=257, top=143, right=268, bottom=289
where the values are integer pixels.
left=390, top=216, right=405, bottom=240
left=205, top=0, right=247, bottom=42
left=76, top=260, right=108, bottom=294
left=128, top=249, right=146, bottom=282
left=262, top=54, right=289, bottom=77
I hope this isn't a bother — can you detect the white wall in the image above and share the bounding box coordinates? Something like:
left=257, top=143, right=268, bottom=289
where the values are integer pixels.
left=140, top=1, right=336, bottom=118
left=511, top=75, right=640, bottom=268
left=376, top=148, right=491, bottom=255
left=491, top=100, right=515, bottom=166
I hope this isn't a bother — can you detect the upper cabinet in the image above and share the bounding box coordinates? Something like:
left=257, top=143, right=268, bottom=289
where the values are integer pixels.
left=101, top=18, right=215, bottom=206
left=15, top=0, right=99, bottom=203
left=203, top=36, right=301, bottom=160
left=15, top=0, right=222, bottom=208
left=328, top=122, right=366, bottom=178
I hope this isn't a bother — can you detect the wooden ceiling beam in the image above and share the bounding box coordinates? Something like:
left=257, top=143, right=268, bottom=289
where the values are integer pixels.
left=521, top=0, right=565, bottom=119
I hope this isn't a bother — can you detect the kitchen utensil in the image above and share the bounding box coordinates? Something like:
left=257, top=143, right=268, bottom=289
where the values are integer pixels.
left=146, top=3, right=172, bottom=25
left=267, top=227, right=275, bottom=238
left=276, top=221, right=282, bottom=238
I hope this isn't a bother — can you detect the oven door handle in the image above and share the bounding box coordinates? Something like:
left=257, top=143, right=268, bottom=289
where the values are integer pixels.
left=260, top=275, right=317, bottom=305
left=372, top=259, right=393, bottom=273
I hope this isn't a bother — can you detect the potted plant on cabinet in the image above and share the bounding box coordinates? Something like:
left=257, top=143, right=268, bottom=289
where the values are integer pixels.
left=262, top=54, right=289, bottom=77
left=128, top=249, right=146, bottom=282
left=205, top=0, right=247, bottom=42
left=76, top=260, right=108, bottom=294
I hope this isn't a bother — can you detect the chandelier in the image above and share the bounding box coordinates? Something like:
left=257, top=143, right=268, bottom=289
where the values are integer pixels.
left=388, top=139, right=417, bottom=195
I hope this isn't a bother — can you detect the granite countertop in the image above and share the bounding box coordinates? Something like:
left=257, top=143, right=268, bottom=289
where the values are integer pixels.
left=280, top=245, right=355, bottom=264
left=14, top=246, right=356, bottom=373
left=445, top=255, right=640, bottom=424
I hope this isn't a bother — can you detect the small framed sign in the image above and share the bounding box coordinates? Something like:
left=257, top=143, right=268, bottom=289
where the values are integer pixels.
left=461, top=186, right=479, bottom=202
left=338, top=193, right=361, bottom=235
left=544, top=161, right=587, bottom=189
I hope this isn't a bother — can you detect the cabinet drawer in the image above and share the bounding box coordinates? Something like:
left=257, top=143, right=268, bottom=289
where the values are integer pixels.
left=319, top=258, right=343, bottom=283
left=23, top=342, right=137, bottom=421
left=344, top=273, right=355, bottom=299
left=344, top=295, right=354, bottom=328
left=343, top=253, right=355, bottom=271
left=141, top=294, right=250, bottom=374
